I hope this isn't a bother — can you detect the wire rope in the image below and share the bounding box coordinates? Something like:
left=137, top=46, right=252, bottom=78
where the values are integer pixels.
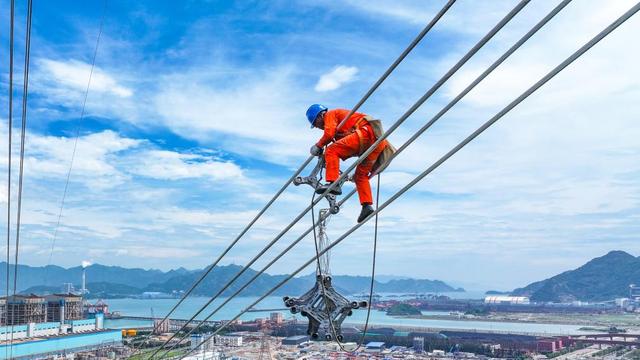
left=178, top=4, right=640, bottom=356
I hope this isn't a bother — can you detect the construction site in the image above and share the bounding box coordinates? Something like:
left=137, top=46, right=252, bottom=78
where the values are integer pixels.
left=0, top=294, right=83, bottom=326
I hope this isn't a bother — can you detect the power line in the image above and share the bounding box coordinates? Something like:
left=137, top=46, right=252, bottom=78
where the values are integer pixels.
left=152, top=1, right=529, bottom=355
left=181, top=5, right=640, bottom=357
left=10, top=0, right=34, bottom=358
left=4, top=0, right=16, bottom=356
left=43, top=0, right=108, bottom=285
left=147, top=0, right=458, bottom=345
left=153, top=195, right=358, bottom=358
left=150, top=192, right=356, bottom=359
left=158, top=1, right=580, bottom=352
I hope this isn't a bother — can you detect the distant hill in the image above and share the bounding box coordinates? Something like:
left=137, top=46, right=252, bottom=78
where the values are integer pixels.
left=22, top=282, right=143, bottom=299
left=512, top=251, right=640, bottom=302
left=146, top=269, right=463, bottom=296
left=4, top=262, right=462, bottom=298
left=0, top=262, right=191, bottom=292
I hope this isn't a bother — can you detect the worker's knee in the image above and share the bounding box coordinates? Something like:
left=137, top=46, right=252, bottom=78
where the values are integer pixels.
left=325, top=145, right=339, bottom=157
left=353, top=170, right=368, bottom=182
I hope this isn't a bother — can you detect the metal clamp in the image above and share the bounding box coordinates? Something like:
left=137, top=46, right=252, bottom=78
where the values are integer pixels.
left=283, top=275, right=368, bottom=341
left=293, top=156, right=347, bottom=215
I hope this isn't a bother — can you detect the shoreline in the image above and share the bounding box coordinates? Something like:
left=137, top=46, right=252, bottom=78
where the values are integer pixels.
left=393, top=313, right=640, bottom=330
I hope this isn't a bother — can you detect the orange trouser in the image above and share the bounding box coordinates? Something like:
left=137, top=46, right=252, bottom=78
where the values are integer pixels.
left=324, top=128, right=386, bottom=205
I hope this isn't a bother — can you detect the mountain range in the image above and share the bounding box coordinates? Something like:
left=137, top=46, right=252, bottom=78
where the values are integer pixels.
left=0, top=262, right=463, bottom=298
left=8, top=250, right=636, bottom=301
left=512, top=250, right=640, bottom=302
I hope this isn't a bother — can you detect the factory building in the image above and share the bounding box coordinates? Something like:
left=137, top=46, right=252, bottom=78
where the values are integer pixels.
left=282, top=335, right=309, bottom=346
left=537, top=338, right=564, bottom=353
left=191, top=333, right=216, bottom=351
left=484, top=296, right=530, bottom=305
left=413, top=336, right=425, bottom=353
left=5, top=295, right=47, bottom=326
left=153, top=318, right=170, bottom=334
left=45, top=294, right=83, bottom=322
left=0, top=294, right=86, bottom=326
left=0, top=313, right=104, bottom=342
left=365, top=341, right=386, bottom=353
left=0, top=314, right=111, bottom=359
left=270, top=312, right=284, bottom=325
left=0, top=329, right=122, bottom=359
left=214, top=335, right=243, bottom=346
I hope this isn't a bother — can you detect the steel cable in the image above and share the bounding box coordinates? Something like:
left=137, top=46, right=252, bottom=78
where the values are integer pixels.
left=153, top=2, right=530, bottom=356
left=43, top=0, right=108, bottom=285
left=151, top=191, right=357, bottom=359
left=9, top=0, right=34, bottom=358
left=180, top=3, right=640, bottom=357
left=157, top=1, right=579, bottom=355
left=147, top=0, right=458, bottom=349
left=4, top=0, right=16, bottom=348
left=150, top=0, right=457, bottom=338
left=152, top=2, right=529, bottom=356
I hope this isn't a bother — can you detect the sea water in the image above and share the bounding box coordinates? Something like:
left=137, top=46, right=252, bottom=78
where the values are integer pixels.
left=103, top=295, right=589, bottom=335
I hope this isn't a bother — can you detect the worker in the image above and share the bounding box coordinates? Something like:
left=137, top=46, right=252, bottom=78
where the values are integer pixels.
left=306, top=104, right=392, bottom=223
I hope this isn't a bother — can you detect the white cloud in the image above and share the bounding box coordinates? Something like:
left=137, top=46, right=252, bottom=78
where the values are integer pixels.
left=4, top=126, right=247, bottom=188
left=127, top=150, right=244, bottom=181
left=151, top=66, right=315, bottom=163
left=335, top=0, right=519, bottom=36
left=314, top=65, right=359, bottom=92
left=9, top=0, right=640, bottom=289
left=38, top=59, right=133, bottom=97
left=24, top=130, right=138, bottom=189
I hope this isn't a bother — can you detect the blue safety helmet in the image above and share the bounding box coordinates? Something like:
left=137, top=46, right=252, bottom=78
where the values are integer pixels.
left=306, top=104, right=327, bottom=128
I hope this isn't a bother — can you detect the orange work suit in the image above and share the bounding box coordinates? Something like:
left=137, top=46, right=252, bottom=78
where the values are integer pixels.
left=315, top=109, right=387, bottom=205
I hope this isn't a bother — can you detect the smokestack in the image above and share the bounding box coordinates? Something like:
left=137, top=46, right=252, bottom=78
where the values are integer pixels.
left=81, top=261, right=91, bottom=295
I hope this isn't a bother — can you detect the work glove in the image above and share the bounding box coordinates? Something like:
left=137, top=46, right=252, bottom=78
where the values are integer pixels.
left=310, top=144, right=323, bottom=156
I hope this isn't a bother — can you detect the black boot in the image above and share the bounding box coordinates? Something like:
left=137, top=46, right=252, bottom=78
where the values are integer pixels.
left=315, top=182, right=342, bottom=195
left=357, top=204, right=374, bottom=223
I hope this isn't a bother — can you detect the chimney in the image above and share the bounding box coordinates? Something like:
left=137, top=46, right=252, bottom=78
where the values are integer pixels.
left=82, top=268, right=86, bottom=295
left=81, top=261, right=91, bottom=295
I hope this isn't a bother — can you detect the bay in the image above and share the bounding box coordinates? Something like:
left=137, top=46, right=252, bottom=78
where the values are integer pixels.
left=103, top=296, right=590, bottom=335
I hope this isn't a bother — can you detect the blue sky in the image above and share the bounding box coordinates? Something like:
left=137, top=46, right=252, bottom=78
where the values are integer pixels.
left=0, top=0, right=639, bottom=290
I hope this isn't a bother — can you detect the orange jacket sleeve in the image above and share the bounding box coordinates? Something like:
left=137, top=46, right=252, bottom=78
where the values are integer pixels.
left=315, top=109, right=346, bottom=147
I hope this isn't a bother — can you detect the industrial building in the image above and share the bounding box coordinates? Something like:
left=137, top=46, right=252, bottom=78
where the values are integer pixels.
left=214, top=335, right=243, bottom=347
left=365, top=341, right=386, bottom=353
left=191, top=333, right=216, bottom=351
left=282, top=335, right=309, bottom=345
left=413, top=336, right=425, bottom=353
left=0, top=313, right=104, bottom=342
left=270, top=312, right=284, bottom=325
left=484, top=296, right=531, bottom=305
left=0, top=292, right=115, bottom=360
left=0, top=294, right=87, bottom=327
left=45, top=294, right=83, bottom=322
left=0, top=329, right=122, bottom=359
left=537, top=338, right=564, bottom=353
left=5, top=295, right=47, bottom=326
